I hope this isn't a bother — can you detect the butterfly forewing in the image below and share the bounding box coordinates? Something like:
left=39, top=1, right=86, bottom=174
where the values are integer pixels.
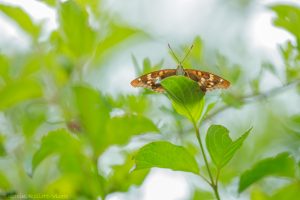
left=131, top=69, right=230, bottom=92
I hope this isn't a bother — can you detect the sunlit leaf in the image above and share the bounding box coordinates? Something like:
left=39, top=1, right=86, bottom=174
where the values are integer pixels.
left=59, top=1, right=97, bottom=57
left=192, top=189, right=214, bottom=200
left=238, top=152, right=296, bottom=193
left=0, top=171, right=10, bottom=190
left=32, top=129, right=80, bottom=174
left=270, top=182, right=300, bottom=200
left=206, top=125, right=251, bottom=169
left=106, top=114, right=159, bottom=146
left=271, top=5, right=300, bottom=41
left=134, top=141, right=199, bottom=174
left=73, top=85, right=110, bottom=154
left=0, top=79, right=43, bottom=111
left=161, top=76, right=205, bottom=123
left=0, top=4, right=40, bottom=37
left=106, top=155, right=149, bottom=193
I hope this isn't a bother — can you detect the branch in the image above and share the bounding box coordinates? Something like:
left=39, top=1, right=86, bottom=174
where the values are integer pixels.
left=203, top=80, right=300, bottom=122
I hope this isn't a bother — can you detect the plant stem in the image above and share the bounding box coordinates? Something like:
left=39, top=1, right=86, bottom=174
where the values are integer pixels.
left=192, top=121, right=221, bottom=200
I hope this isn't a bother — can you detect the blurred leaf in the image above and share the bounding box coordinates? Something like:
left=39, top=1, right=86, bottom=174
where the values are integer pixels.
left=134, top=141, right=199, bottom=174
left=95, top=24, right=140, bottom=61
left=0, top=55, right=10, bottom=83
left=221, top=92, right=244, bottom=108
left=161, top=76, right=205, bottom=123
left=270, top=182, right=300, bottom=200
left=262, top=62, right=277, bottom=76
left=206, top=125, right=251, bottom=169
left=190, top=36, right=203, bottom=64
left=0, top=135, right=6, bottom=156
left=32, top=129, right=80, bottom=174
left=42, top=0, right=56, bottom=7
left=0, top=79, right=43, bottom=111
left=108, top=94, right=150, bottom=114
left=59, top=1, right=97, bottom=57
left=106, top=155, right=149, bottom=193
left=106, top=114, right=158, bottom=146
left=0, top=171, right=10, bottom=190
left=143, top=58, right=152, bottom=73
left=73, top=85, right=110, bottom=154
left=20, top=103, right=46, bottom=137
left=192, top=189, right=214, bottom=200
left=0, top=4, right=40, bottom=37
left=131, top=54, right=142, bottom=75
left=238, top=152, right=296, bottom=193
left=271, top=5, right=300, bottom=43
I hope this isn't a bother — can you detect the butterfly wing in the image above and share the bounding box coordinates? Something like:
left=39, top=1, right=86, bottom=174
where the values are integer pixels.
left=185, top=69, right=230, bottom=92
left=131, top=69, right=230, bottom=92
left=130, top=69, right=176, bottom=92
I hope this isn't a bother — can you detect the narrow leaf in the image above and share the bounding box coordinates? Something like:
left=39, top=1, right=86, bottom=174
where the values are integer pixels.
left=238, top=152, right=296, bottom=193
left=161, top=76, right=205, bottom=123
left=0, top=4, right=40, bottom=37
left=206, top=125, right=251, bottom=169
left=134, top=141, right=199, bottom=174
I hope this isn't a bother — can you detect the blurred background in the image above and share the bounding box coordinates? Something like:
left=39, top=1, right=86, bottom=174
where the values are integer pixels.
left=0, top=0, right=300, bottom=199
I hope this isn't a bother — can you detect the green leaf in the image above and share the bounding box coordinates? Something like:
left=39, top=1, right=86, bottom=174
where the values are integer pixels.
left=206, top=125, right=251, bottom=169
left=94, top=24, right=140, bottom=63
left=32, top=129, right=80, bottom=174
left=0, top=79, right=43, bottom=111
left=106, top=114, right=159, bottom=146
left=0, top=4, right=40, bottom=37
left=0, top=171, right=10, bottom=190
left=238, top=152, right=296, bottom=193
left=161, top=76, right=205, bottom=123
left=270, top=182, right=300, bottom=200
left=270, top=5, right=300, bottom=41
left=73, top=85, right=110, bottom=154
left=134, top=141, right=199, bottom=174
left=59, top=1, right=97, bottom=57
left=192, top=189, right=214, bottom=200
left=106, top=155, right=149, bottom=193
left=0, top=135, right=6, bottom=156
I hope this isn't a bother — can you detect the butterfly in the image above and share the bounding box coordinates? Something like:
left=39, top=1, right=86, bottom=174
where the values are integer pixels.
left=130, top=45, right=230, bottom=93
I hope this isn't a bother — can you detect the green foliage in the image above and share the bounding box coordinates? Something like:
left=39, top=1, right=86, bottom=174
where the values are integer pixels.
left=0, top=171, right=10, bottom=190
left=106, top=115, right=159, bottom=145
left=58, top=1, right=97, bottom=58
left=206, top=125, right=251, bottom=169
left=238, top=152, right=296, bottom=193
left=0, top=4, right=40, bottom=38
left=0, top=79, right=42, bottom=111
left=73, top=85, right=110, bottom=154
left=134, top=141, right=200, bottom=174
left=106, top=155, right=149, bottom=194
left=161, top=76, right=205, bottom=123
left=31, top=129, right=81, bottom=174
left=270, top=5, right=300, bottom=46
left=0, top=0, right=300, bottom=199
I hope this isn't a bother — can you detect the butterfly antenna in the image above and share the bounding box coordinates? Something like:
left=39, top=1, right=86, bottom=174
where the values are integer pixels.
left=180, top=44, right=194, bottom=64
left=168, top=44, right=181, bottom=64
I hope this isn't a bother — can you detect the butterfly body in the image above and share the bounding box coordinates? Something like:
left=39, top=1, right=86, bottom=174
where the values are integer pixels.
left=131, top=68, right=230, bottom=93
